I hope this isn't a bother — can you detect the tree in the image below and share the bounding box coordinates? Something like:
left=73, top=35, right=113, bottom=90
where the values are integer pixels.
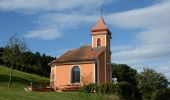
left=137, top=68, right=168, bottom=99
left=0, top=47, right=4, bottom=65
left=111, top=64, right=137, bottom=86
left=2, top=34, right=28, bottom=87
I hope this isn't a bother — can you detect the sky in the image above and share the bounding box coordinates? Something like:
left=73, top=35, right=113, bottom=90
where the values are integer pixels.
left=0, top=0, right=170, bottom=80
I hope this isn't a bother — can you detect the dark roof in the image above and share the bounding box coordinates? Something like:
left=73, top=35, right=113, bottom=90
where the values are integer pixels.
left=50, top=45, right=106, bottom=65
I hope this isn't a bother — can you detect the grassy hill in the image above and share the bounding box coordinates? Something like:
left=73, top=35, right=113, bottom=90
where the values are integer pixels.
left=0, top=66, right=118, bottom=100
left=0, top=66, right=49, bottom=87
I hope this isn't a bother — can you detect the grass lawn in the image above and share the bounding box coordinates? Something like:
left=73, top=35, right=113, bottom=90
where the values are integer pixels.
left=0, top=66, right=118, bottom=100
left=0, top=86, right=109, bottom=100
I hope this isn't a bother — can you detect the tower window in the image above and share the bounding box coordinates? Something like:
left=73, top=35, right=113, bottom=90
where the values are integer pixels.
left=97, top=38, right=101, bottom=47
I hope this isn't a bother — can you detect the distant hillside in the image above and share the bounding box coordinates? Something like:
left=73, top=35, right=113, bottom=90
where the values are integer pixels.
left=0, top=66, right=49, bottom=87
left=0, top=47, right=55, bottom=77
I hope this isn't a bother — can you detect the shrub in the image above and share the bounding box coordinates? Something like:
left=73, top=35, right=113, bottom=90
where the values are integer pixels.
left=79, top=83, right=97, bottom=93
left=108, top=83, right=116, bottom=94
left=133, top=87, right=142, bottom=99
left=142, top=92, right=152, bottom=100
left=137, top=68, right=168, bottom=95
left=98, top=84, right=105, bottom=93
left=151, top=89, right=170, bottom=100
left=97, top=83, right=115, bottom=94
left=79, top=82, right=135, bottom=99
left=115, top=82, right=134, bottom=98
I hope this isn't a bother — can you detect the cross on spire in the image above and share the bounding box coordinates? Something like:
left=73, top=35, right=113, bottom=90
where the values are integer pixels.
left=101, top=8, right=103, bottom=17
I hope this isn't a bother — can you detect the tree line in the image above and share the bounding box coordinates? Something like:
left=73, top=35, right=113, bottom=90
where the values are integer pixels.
left=0, top=34, right=55, bottom=79
left=111, top=64, right=169, bottom=100
left=0, top=47, right=54, bottom=77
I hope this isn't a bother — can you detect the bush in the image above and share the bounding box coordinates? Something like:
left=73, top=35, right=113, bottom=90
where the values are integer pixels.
left=115, top=82, right=134, bottom=98
left=133, top=87, right=142, bottom=100
left=79, top=83, right=97, bottom=93
left=151, top=89, right=170, bottom=100
left=98, top=84, right=105, bottom=93
left=79, top=82, right=135, bottom=99
left=142, top=92, right=152, bottom=100
left=97, top=83, right=116, bottom=94
left=108, top=83, right=116, bottom=94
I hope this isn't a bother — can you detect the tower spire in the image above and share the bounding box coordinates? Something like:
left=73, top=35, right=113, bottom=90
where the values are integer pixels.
left=101, top=8, right=103, bottom=17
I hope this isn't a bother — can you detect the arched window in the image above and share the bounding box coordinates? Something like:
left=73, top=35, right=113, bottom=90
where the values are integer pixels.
left=97, top=38, right=101, bottom=47
left=71, top=66, right=80, bottom=83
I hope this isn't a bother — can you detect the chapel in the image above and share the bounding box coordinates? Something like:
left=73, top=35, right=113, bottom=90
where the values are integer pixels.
left=49, top=16, right=112, bottom=88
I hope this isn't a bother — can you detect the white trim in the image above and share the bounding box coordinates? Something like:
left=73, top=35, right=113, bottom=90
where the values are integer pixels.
left=92, top=36, right=94, bottom=48
left=105, top=34, right=107, bottom=46
left=69, top=66, right=71, bottom=84
left=93, top=63, right=95, bottom=83
left=104, top=51, right=106, bottom=83
left=54, top=65, right=56, bottom=86
left=97, top=59, right=99, bottom=84
left=110, top=65, right=112, bottom=82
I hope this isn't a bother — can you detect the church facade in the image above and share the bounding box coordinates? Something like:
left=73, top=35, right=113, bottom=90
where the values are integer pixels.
left=49, top=17, right=112, bottom=87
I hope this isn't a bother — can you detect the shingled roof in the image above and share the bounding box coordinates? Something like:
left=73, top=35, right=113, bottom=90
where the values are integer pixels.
left=91, top=17, right=108, bottom=31
left=50, top=45, right=106, bottom=65
left=91, top=17, right=111, bottom=35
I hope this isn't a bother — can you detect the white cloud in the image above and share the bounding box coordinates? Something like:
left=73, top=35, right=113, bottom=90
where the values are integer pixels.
left=0, top=0, right=111, bottom=40
left=24, top=13, right=98, bottom=40
left=107, top=0, right=170, bottom=29
left=108, top=0, right=170, bottom=80
left=38, top=13, right=98, bottom=29
left=24, top=28, right=61, bottom=40
left=0, top=0, right=111, bottom=12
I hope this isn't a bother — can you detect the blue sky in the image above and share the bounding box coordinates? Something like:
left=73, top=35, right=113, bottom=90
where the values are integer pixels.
left=0, top=0, right=170, bottom=80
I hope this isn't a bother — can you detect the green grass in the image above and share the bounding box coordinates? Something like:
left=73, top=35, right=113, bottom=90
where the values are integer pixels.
left=0, top=66, right=118, bottom=100
left=0, top=66, right=49, bottom=85
left=0, top=87, right=109, bottom=100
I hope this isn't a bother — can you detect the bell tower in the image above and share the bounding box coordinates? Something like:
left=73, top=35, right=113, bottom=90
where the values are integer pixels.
left=91, top=17, right=112, bottom=82
left=91, top=17, right=111, bottom=50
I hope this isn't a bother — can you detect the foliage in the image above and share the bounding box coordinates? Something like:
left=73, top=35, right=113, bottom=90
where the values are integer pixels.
left=0, top=50, right=54, bottom=77
left=0, top=34, right=55, bottom=77
left=79, top=83, right=97, bottom=93
left=80, top=82, right=134, bottom=99
left=151, top=89, right=170, bottom=100
left=2, top=34, right=27, bottom=65
left=137, top=68, right=168, bottom=100
left=0, top=47, right=3, bottom=65
left=115, top=82, right=134, bottom=98
left=18, top=51, right=54, bottom=77
left=107, top=83, right=115, bottom=94
left=97, top=83, right=116, bottom=94
left=98, top=84, right=105, bottom=93
left=111, top=64, right=137, bottom=86
left=2, top=34, right=28, bottom=86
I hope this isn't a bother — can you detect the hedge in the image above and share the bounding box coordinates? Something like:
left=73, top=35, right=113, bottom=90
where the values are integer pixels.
left=151, top=88, right=170, bottom=100
left=79, top=82, right=134, bottom=98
